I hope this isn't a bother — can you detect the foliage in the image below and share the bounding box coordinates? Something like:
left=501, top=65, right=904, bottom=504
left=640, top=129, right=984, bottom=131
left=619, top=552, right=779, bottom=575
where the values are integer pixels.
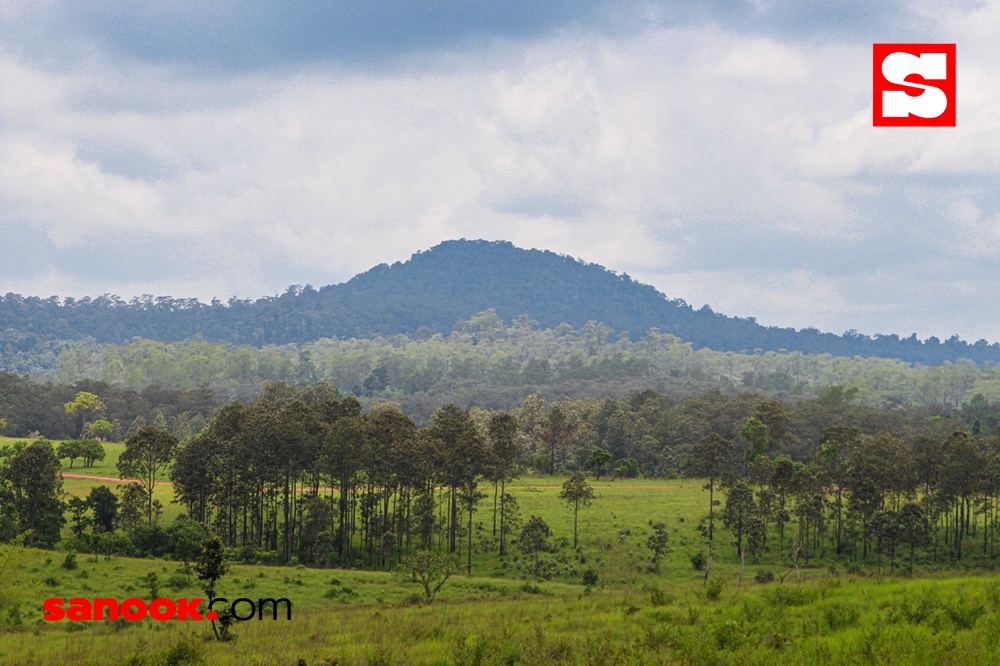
left=646, top=521, right=671, bottom=572
left=118, top=427, right=177, bottom=527
left=3, top=240, right=1000, bottom=372
left=585, top=448, right=612, bottom=479
left=0, top=440, right=64, bottom=547
left=518, top=516, right=553, bottom=579
left=560, top=471, right=595, bottom=548
left=398, top=550, right=460, bottom=603
left=195, top=536, right=231, bottom=641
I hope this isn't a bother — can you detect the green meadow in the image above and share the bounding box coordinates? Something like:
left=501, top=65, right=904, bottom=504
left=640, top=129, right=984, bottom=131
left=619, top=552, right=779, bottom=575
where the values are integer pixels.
left=3, top=436, right=1000, bottom=663
left=4, top=545, right=1000, bottom=665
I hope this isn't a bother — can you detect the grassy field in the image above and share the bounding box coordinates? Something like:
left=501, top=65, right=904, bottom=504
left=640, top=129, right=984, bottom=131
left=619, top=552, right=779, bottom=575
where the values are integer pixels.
left=4, top=545, right=1000, bottom=665
left=6, top=435, right=1000, bottom=663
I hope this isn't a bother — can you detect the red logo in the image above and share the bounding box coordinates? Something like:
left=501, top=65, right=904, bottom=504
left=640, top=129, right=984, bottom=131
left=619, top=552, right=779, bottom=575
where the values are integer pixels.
left=873, top=44, right=956, bottom=126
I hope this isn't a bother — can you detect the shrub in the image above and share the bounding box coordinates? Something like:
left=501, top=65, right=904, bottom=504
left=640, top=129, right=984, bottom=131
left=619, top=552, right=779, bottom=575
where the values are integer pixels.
left=582, top=568, right=599, bottom=587
left=705, top=578, right=724, bottom=601
left=166, top=574, right=190, bottom=591
left=648, top=586, right=669, bottom=607
left=61, top=551, right=78, bottom=571
left=764, top=586, right=816, bottom=607
left=690, top=552, right=706, bottom=571
left=823, top=603, right=860, bottom=630
left=754, top=569, right=774, bottom=584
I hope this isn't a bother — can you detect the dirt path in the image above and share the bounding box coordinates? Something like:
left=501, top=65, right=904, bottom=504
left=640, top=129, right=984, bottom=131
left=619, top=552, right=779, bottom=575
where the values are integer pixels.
left=62, top=472, right=173, bottom=486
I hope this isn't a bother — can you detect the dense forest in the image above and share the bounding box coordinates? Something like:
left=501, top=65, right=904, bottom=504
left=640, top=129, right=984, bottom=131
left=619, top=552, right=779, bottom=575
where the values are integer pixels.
left=0, top=372, right=223, bottom=441
left=2, top=239, right=999, bottom=364
left=5, top=314, right=1000, bottom=420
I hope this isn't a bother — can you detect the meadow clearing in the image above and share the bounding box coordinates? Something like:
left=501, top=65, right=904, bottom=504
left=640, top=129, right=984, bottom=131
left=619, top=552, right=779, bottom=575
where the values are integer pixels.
left=2, top=436, right=1000, bottom=664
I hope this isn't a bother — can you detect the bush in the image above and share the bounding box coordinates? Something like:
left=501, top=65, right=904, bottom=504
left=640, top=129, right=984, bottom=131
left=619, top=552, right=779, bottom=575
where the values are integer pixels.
left=754, top=569, right=774, bottom=584
left=690, top=552, right=706, bottom=571
left=823, top=603, right=860, bottom=630
left=166, top=574, right=190, bottom=591
left=764, top=586, right=817, bottom=607
left=705, top=578, right=724, bottom=601
left=582, top=569, right=599, bottom=587
left=61, top=551, right=78, bottom=571
left=160, top=635, right=203, bottom=666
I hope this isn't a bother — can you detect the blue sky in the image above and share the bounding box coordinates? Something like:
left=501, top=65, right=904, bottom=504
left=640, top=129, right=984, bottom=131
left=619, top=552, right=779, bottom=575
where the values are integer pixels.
left=2, top=1, right=999, bottom=342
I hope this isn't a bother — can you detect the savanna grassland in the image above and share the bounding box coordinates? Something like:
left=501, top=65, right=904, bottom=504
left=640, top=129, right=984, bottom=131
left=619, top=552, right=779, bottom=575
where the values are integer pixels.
left=4, top=455, right=1000, bottom=666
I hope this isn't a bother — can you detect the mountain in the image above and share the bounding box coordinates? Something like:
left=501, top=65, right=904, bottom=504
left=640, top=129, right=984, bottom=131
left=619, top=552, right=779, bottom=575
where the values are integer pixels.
left=1, top=239, right=997, bottom=365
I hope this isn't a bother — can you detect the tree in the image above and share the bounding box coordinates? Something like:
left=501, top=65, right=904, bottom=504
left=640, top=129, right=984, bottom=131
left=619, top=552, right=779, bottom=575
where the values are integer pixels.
left=739, top=416, right=770, bottom=462
left=87, top=486, right=117, bottom=533
left=195, top=537, right=230, bottom=641
left=723, top=478, right=756, bottom=558
left=560, top=471, right=595, bottom=548
left=56, top=441, right=83, bottom=468
left=816, top=426, right=858, bottom=555
left=116, top=483, right=147, bottom=532
left=84, top=419, right=116, bottom=441
left=896, top=502, right=926, bottom=575
left=170, top=434, right=216, bottom=525
left=67, top=496, right=92, bottom=538
left=428, top=404, right=488, bottom=563
left=118, top=427, right=177, bottom=527
left=1, top=441, right=64, bottom=547
left=399, top=550, right=460, bottom=602
left=539, top=406, right=574, bottom=476
left=585, top=448, right=613, bottom=480
left=647, top=521, right=670, bottom=572
left=684, top=433, right=734, bottom=585
left=488, top=412, right=522, bottom=558
left=79, top=440, right=106, bottom=468
left=64, top=391, right=106, bottom=437
left=518, top=515, right=553, bottom=578
left=167, top=518, right=208, bottom=577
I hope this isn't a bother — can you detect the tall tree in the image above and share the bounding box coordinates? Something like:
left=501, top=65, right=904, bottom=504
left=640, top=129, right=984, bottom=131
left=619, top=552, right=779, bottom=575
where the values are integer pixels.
left=118, top=426, right=177, bottom=527
left=539, top=406, right=574, bottom=476
left=488, top=412, right=522, bottom=558
left=64, top=391, right=106, bottom=437
left=1, top=441, right=64, bottom=547
left=684, top=432, right=734, bottom=585
left=560, top=471, right=595, bottom=549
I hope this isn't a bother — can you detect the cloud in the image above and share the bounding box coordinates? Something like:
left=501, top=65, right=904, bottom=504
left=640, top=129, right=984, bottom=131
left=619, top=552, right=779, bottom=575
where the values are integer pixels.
left=1, top=1, right=1000, bottom=343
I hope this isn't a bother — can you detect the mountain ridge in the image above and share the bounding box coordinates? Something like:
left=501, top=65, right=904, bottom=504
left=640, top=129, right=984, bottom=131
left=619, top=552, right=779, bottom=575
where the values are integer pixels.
left=1, top=239, right=996, bottom=365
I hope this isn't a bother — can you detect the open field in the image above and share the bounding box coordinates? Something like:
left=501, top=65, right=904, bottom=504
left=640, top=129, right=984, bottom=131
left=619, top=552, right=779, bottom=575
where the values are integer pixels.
left=4, top=545, right=1000, bottom=665
left=7, top=435, right=1000, bottom=663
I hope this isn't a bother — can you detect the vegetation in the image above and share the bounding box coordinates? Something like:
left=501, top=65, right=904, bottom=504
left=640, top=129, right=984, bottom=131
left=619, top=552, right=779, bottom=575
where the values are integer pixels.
left=3, top=240, right=999, bottom=368
left=4, top=362, right=1000, bottom=662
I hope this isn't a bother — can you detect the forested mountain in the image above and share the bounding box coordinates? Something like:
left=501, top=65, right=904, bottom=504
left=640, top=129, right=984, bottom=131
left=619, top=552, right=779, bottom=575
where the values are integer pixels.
left=2, top=239, right=998, bottom=364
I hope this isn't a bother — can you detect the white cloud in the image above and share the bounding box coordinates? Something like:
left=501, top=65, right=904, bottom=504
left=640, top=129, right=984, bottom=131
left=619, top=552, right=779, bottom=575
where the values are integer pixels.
left=2, top=8, right=1000, bottom=340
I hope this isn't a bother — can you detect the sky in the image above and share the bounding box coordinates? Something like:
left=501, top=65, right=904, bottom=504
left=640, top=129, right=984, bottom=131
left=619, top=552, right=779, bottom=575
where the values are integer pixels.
left=2, top=1, right=1000, bottom=342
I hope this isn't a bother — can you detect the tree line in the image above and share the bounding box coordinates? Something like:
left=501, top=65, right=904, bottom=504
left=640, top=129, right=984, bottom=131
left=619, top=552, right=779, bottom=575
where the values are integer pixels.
left=7, top=315, right=1000, bottom=420
left=2, top=379, right=998, bottom=582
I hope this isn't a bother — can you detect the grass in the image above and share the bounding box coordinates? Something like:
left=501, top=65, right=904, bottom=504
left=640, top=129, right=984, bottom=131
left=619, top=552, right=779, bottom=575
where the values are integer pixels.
left=5, top=547, right=1000, bottom=664
left=5, top=435, right=1000, bottom=662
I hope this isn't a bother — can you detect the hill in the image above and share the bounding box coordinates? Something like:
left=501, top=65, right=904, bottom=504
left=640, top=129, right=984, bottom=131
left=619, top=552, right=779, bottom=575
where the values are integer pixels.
left=1, top=239, right=998, bottom=364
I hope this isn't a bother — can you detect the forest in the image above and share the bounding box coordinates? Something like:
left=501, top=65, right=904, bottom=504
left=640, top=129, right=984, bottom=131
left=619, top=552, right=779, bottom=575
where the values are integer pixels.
left=2, top=239, right=999, bottom=364
left=1, top=378, right=995, bottom=574
left=4, top=313, right=1000, bottom=426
